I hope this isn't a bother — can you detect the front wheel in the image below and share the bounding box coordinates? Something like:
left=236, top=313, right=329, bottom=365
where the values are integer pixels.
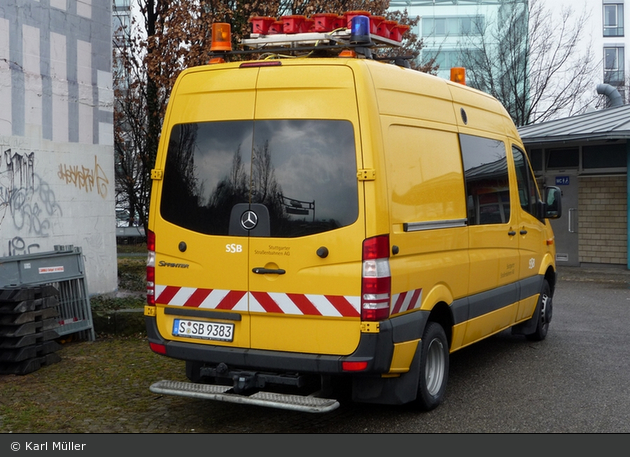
left=526, top=280, right=553, bottom=341
left=415, top=321, right=449, bottom=411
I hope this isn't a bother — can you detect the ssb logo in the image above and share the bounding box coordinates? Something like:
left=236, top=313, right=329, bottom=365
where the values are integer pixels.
left=226, top=244, right=243, bottom=253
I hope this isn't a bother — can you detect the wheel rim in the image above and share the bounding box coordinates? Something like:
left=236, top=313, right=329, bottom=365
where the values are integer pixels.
left=425, top=337, right=446, bottom=397
left=540, top=293, right=552, bottom=329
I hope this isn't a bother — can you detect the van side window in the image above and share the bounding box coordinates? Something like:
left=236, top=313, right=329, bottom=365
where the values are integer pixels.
left=513, top=146, right=541, bottom=218
left=160, top=120, right=358, bottom=237
left=460, top=134, right=511, bottom=225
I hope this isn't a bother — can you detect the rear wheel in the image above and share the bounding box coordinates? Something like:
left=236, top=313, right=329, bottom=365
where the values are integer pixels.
left=526, top=280, right=553, bottom=341
left=415, top=321, right=449, bottom=411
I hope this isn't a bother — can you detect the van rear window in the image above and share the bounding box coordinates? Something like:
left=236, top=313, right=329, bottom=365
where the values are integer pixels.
left=160, top=120, right=359, bottom=237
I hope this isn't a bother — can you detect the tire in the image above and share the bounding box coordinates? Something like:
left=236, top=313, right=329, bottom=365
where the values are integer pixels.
left=526, top=280, right=553, bottom=341
left=415, top=321, right=449, bottom=411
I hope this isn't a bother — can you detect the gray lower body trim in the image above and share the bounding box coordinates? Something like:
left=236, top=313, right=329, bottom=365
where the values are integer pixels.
left=451, top=274, right=544, bottom=325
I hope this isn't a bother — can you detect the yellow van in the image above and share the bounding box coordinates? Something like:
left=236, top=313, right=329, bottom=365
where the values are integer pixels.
left=144, top=17, right=562, bottom=413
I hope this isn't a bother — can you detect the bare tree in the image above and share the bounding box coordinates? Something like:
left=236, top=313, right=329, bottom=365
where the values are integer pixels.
left=458, top=0, right=598, bottom=127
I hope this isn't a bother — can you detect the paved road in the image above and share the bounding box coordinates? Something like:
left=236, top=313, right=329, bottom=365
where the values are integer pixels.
left=142, top=266, right=630, bottom=433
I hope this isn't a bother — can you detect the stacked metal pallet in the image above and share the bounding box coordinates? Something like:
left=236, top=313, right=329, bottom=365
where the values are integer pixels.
left=0, top=285, right=62, bottom=375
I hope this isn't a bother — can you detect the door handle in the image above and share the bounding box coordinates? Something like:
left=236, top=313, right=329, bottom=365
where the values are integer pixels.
left=508, top=230, right=516, bottom=236
left=252, top=268, right=286, bottom=275
left=520, top=229, right=528, bottom=235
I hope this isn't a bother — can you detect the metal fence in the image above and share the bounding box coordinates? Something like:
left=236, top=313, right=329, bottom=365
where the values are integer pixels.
left=0, top=245, right=95, bottom=341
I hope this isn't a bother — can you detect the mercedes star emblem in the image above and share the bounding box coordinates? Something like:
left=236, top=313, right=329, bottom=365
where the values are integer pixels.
left=240, top=210, right=258, bottom=230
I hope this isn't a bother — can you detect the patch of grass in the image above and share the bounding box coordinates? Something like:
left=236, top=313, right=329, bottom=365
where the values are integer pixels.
left=90, top=294, right=145, bottom=312
left=117, top=257, right=147, bottom=292
left=90, top=250, right=146, bottom=321
left=0, top=335, right=188, bottom=433
left=116, top=242, right=147, bottom=255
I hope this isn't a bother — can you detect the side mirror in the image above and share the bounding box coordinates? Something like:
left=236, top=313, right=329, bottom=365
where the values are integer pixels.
left=543, top=186, right=562, bottom=219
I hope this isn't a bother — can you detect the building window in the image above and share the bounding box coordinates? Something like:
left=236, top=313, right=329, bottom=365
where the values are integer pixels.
left=604, top=4, right=624, bottom=37
left=546, top=147, right=579, bottom=169
left=529, top=149, right=544, bottom=172
left=422, top=49, right=483, bottom=71
left=604, top=46, right=625, bottom=85
left=422, top=16, right=485, bottom=37
left=583, top=144, right=627, bottom=169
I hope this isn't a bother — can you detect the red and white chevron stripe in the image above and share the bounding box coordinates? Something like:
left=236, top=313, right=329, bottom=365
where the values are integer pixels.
left=391, top=288, right=423, bottom=315
left=155, top=285, right=422, bottom=317
left=155, top=285, right=360, bottom=318
left=155, top=285, right=248, bottom=311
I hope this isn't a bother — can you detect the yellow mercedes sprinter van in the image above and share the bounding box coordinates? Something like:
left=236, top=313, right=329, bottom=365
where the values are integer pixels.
left=144, top=16, right=562, bottom=413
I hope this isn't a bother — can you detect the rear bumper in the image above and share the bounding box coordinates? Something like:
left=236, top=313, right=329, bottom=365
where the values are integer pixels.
left=145, top=310, right=428, bottom=375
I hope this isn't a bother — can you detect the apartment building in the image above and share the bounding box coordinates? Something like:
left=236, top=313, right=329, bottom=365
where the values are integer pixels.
left=390, top=1, right=630, bottom=107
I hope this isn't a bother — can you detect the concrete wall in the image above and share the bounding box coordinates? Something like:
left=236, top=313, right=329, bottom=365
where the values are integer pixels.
left=0, top=0, right=116, bottom=294
left=579, top=175, right=628, bottom=265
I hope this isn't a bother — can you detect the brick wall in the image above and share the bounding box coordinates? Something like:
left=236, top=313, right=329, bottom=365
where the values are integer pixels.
left=578, top=176, right=628, bottom=264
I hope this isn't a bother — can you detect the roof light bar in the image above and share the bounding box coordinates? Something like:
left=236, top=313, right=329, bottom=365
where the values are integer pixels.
left=244, top=11, right=409, bottom=44
left=207, top=12, right=412, bottom=63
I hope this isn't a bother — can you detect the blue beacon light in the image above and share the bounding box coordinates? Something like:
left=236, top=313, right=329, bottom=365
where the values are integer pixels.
left=350, top=15, right=371, bottom=44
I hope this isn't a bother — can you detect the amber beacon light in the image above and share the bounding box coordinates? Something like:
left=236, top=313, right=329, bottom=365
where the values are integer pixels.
left=211, top=23, right=232, bottom=52
left=450, top=67, right=466, bottom=85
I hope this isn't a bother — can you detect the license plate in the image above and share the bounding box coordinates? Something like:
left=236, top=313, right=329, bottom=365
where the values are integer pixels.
left=173, top=319, right=234, bottom=342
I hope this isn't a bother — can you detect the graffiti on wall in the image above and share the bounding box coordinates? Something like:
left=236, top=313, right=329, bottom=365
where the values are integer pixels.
left=57, top=155, right=109, bottom=199
left=6, top=236, right=40, bottom=256
left=0, top=149, right=62, bottom=256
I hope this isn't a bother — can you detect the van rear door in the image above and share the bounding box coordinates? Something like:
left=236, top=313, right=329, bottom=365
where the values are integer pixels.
left=155, top=63, right=365, bottom=356
left=247, top=64, right=365, bottom=355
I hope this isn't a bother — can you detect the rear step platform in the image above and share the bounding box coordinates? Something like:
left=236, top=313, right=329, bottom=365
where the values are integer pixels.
left=150, top=380, right=340, bottom=413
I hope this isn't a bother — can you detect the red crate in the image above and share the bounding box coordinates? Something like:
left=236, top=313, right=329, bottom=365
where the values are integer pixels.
left=282, top=15, right=306, bottom=34
left=249, top=16, right=276, bottom=35
left=390, top=24, right=410, bottom=42
left=377, top=20, right=398, bottom=39
left=370, top=16, right=385, bottom=34
left=312, top=13, right=338, bottom=32
left=302, top=19, right=315, bottom=33
left=344, top=10, right=371, bottom=29
left=333, top=15, right=346, bottom=30
left=268, top=20, right=284, bottom=35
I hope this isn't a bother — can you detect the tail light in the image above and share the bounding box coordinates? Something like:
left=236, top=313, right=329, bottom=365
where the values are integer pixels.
left=149, top=342, right=166, bottom=355
left=146, top=229, right=156, bottom=306
left=361, top=235, right=391, bottom=321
